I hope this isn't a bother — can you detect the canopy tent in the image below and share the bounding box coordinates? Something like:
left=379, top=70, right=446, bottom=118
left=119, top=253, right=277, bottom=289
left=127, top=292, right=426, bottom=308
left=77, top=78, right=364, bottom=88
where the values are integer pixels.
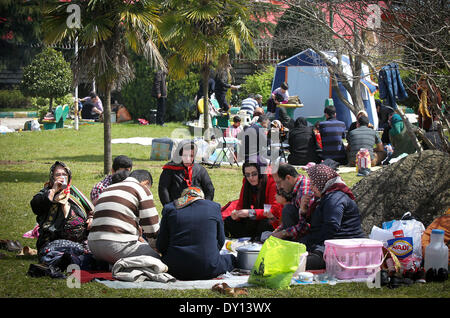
left=272, top=49, right=378, bottom=129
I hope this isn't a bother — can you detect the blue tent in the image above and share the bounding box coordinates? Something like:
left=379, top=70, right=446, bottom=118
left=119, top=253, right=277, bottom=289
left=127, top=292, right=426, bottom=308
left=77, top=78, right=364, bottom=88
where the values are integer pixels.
left=272, top=49, right=378, bottom=129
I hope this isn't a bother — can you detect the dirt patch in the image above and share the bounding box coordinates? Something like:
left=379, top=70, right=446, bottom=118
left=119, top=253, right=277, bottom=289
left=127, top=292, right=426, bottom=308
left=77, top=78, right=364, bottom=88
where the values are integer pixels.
left=352, top=150, right=450, bottom=235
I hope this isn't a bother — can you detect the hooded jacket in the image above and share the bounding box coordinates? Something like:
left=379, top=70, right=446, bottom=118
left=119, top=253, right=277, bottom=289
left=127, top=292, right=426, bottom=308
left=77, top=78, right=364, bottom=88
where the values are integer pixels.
left=158, top=140, right=215, bottom=206
left=288, top=117, right=321, bottom=165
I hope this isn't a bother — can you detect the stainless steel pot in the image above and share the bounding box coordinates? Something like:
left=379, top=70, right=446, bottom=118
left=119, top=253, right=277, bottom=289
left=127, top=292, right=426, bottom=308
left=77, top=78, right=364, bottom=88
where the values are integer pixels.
left=236, top=243, right=262, bottom=270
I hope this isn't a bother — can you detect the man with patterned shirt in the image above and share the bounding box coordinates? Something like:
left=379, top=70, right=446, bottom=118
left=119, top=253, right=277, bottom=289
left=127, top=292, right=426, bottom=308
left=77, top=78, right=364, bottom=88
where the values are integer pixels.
left=90, top=155, right=133, bottom=204
left=88, top=170, right=160, bottom=264
left=271, top=163, right=314, bottom=241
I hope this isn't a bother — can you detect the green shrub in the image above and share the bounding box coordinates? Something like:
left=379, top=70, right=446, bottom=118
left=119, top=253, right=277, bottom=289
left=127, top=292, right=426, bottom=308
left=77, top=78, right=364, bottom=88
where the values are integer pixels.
left=20, top=47, right=73, bottom=109
left=122, top=54, right=200, bottom=121
left=0, top=89, right=33, bottom=108
left=237, top=65, right=275, bottom=105
left=166, top=71, right=200, bottom=122
left=30, top=96, right=50, bottom=107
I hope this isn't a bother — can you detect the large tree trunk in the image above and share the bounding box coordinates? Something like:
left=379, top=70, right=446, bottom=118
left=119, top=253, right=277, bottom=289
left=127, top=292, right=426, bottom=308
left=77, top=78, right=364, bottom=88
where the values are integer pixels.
left=49, top=97, right=54, bottom=113
left=103, top=86, right=112, bottom=175
left=202, top=61, right=211, bottom=141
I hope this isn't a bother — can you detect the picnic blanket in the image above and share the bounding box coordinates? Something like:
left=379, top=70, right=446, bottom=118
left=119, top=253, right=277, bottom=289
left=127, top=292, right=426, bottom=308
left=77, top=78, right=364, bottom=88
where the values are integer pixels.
left=94, top=272, right=370, bottom=290
left=112, top=137, right=154, bottom=146
left=95, top=272, right=251, bottom=290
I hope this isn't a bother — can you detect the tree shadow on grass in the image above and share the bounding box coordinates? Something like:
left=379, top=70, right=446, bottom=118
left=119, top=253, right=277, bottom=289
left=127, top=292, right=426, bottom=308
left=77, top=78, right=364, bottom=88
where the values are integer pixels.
left=40, top=154, right=105, bottom=164
left=40, top=155, right=152, bottom=164
left=0, top=170, right=49, bottom=183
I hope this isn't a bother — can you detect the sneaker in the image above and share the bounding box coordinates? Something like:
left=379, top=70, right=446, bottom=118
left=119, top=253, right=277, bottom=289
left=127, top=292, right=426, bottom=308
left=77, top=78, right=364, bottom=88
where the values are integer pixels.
left=388, top=276, right=402, bottom=289
left=436, top=268, right=449, bottom=282
left=380, top=270, right=390, bottom=286
left=27, top=263, right=66, bottom=279
left=426, top=268, right=437, bottom=282
left=413, top=268, right=426, bottom=283
left=357, top=168, right=371, bottom=177
left=6, top=240, right=22, bottom=252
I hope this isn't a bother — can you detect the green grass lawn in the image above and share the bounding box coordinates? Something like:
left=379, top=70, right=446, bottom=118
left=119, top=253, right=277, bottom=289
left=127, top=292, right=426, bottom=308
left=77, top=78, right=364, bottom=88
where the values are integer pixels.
left=0, top=121, right=448, bottom=298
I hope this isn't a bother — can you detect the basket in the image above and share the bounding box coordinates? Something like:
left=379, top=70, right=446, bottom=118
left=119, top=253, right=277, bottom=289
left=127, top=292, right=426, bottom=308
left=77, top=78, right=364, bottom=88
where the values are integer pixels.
left=324, top=238, right=383, bottom=280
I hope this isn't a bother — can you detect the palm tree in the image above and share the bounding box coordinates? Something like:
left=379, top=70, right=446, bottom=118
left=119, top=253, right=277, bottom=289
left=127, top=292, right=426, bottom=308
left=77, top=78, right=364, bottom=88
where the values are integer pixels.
left=42, top=0, right=166, bottom=174
left=158, top=0, right=253, bottom=139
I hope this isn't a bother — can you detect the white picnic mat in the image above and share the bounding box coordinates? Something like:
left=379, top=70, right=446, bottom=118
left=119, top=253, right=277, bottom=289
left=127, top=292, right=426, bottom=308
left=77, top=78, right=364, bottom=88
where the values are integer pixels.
left=95, top=273, right=250, bottom=290
left=112, top=137, right=154, bottom=146
left=95, top=273, right=369, bottom=290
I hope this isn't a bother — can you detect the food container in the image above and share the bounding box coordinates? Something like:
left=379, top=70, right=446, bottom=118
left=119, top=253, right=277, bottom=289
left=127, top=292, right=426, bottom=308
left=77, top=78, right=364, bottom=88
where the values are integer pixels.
left=324, top=238, right=383, bottom=280
left=236, top=243, right=262, bottom=270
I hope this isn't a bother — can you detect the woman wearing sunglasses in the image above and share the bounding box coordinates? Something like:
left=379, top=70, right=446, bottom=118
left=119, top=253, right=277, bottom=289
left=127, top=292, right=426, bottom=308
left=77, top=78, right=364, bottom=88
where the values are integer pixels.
left=223, top=162, right=283, bottom=240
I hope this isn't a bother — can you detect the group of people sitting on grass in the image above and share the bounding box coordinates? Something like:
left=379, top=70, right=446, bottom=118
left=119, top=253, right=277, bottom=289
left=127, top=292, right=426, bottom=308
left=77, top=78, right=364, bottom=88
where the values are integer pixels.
left=285, top=104, right=417, bottom=176
left=233, top=87, right=416, bottom=175
left=30, top=138, right=367, bottom=280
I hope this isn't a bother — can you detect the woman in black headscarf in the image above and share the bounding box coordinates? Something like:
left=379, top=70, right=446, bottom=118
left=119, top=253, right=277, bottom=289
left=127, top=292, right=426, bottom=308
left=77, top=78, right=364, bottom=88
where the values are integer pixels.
left=223, top=162, right=283, bottom=239
left=287, top=117, right=321, bottom=166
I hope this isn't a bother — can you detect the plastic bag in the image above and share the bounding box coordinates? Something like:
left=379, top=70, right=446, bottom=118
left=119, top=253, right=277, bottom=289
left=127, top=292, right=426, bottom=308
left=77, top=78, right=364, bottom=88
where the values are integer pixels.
left=382, top=217, right=425, bottom=259
left=31, top=119, right=41, bottom=131
left=248, top=236, right=306, bottom=289
left=370, top=212, right=425, bottom=271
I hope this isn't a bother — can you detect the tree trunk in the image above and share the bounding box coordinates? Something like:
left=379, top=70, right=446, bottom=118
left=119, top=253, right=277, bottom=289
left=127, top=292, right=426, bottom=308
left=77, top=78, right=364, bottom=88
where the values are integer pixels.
left=49, top=97, right=54, bottom=113
left=202, top=61, right=211, bottom=141
left=103, top=86, right=112, bottom=175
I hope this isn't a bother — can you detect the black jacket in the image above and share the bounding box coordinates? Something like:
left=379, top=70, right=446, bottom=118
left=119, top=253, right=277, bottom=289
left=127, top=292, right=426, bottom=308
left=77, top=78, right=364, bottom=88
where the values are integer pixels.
left=196, top=77, right=215, bottom=100
left=214, top=71, right=231, bottom=95
left=151, top=70, right=167, bottom=98
left=30, top=188, right=89, bottom=251
left=288, top=118, right=321, bottom=165
left=156, top=200, right=234, bottom=280
left=158, top=140, right=215, bottom=206
left=298, top=191, right=366, bottom=254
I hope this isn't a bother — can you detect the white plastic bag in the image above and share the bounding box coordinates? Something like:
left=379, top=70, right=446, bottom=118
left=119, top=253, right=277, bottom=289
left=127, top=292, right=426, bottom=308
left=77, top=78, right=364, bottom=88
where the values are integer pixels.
left=30, top=119, right=41, bottom=131
left=369, top=226, right=394, bottom=247
left=382, top=217, right=425, bottom=259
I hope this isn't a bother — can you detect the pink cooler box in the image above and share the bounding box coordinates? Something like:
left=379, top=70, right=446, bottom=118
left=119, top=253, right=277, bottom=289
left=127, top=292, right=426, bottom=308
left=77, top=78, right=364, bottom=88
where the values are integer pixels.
left=324, top=238, right=383, bottom=280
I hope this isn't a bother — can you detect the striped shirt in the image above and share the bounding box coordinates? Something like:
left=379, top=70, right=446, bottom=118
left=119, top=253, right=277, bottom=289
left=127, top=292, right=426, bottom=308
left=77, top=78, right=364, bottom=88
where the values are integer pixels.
left=240, top=97, right=258, bottom=115
left=88, top=177, right=159, bottom=242
left=319, top=118, right=347, bottom=162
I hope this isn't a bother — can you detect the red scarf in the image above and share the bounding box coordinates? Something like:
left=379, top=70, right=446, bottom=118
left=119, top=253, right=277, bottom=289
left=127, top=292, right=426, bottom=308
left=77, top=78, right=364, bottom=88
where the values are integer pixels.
left=162, top=164, right=193, bottom=187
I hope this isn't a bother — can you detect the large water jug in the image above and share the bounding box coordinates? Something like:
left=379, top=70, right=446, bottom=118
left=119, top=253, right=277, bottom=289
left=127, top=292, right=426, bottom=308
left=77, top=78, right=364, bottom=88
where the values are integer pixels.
left=424, top=229, right=448, bottom=271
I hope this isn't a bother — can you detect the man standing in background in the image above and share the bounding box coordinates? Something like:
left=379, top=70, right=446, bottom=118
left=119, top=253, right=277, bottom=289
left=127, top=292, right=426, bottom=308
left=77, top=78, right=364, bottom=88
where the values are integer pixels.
left=152, top=69, right=168, bottom=126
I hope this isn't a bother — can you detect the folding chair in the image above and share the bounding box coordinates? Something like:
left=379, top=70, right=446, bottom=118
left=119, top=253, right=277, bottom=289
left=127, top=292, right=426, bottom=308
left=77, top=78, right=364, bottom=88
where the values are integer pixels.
left=209, top=137, right=239, bottom=168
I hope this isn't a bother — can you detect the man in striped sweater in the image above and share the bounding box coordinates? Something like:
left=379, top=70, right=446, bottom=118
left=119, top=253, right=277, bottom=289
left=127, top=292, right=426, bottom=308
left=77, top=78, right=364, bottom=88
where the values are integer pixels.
left=88, top=170, right=160, bottom=264
left=319, top=106, right=348, bottom=165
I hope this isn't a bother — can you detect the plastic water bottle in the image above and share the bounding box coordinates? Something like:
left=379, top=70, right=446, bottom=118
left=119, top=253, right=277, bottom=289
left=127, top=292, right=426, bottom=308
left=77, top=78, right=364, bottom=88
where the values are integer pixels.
left=424, top=229, right=448, bottom=271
